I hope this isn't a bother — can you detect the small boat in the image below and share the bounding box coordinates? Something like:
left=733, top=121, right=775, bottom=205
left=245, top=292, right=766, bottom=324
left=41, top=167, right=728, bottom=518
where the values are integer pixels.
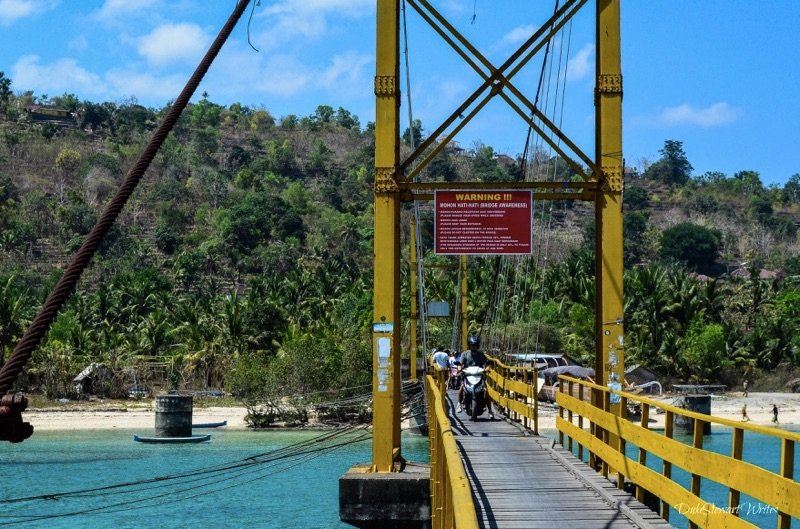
left=192, top=420, right=227, bottom=429
left=133, top=434, right=211, bottom=443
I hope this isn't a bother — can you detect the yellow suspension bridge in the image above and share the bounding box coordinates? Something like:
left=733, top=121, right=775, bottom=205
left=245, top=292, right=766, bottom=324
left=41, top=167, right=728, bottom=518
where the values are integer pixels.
left=0, top=2, right=797, bottom=529
left=341, top=1, right=799, bottom=529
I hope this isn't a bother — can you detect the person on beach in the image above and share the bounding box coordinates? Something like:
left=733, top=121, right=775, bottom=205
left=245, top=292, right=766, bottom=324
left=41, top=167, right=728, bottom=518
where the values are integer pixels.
left=742, top=379, right=749, bottom=397
left=772, top=404, right=779, bottom=424
left=741, top=404, right=750, bottom=422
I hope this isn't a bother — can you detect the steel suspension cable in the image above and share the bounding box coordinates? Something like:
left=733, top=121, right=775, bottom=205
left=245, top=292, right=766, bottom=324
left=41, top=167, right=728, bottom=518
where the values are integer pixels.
left=491, top=1, right=570, bottom=362
left=402, top=0, right=430, bottom=360
left=528, top=17, right=574, bottom=355
left=0, top=0, right=253, bottom=394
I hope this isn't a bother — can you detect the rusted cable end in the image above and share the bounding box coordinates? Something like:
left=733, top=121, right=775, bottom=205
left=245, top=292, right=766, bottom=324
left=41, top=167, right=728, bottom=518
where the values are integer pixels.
left=0, top=393, right=34, bottom=443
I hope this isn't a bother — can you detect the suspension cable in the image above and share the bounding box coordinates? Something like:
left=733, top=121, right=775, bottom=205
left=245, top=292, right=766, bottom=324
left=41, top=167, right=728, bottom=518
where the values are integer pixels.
left=0, top=0, right=254, bottom=395
left=486, top=1, right=574, bottom=363
left=402, top=0, right=430, bottom=359
left=528, top=17, right=574, bottom=355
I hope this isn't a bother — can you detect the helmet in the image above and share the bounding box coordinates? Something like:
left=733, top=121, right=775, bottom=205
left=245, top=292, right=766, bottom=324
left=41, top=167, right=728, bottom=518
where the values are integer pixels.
left=467, top=335, right=480, bottom=347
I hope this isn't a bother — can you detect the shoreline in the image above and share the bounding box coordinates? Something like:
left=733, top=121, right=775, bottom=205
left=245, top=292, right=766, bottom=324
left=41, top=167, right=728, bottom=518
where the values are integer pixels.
left=23, top=391, right=800, bottom=432
left=26, top=405, right=250, bottom=431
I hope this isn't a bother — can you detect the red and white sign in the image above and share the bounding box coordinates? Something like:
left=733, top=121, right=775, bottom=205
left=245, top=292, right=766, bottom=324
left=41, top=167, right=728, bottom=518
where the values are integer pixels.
left=434, top=190, right=533, bottom=255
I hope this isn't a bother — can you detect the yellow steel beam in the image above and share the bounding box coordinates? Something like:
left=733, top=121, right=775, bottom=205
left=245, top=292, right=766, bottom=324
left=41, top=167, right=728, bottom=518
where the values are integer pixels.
left=400, top=179, right=598, bottom=203
left=372, top=0, right=402, bottom=473
left=400, top=0, right=590, bottom=180
left=400, top=180, right=599, bottom=191
left=594, top=0, right=624, bottom=410
left=403, top=0, right=592, bottom=180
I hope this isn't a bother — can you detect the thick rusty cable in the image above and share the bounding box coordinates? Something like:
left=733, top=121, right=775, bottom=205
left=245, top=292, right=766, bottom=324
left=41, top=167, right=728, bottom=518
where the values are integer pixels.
left=0, top=0, right=252, bottom=394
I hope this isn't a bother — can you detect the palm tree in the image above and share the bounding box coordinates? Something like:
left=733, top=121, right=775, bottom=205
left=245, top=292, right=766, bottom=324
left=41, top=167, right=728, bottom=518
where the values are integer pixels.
left=0, top=275, right=32, bottom=368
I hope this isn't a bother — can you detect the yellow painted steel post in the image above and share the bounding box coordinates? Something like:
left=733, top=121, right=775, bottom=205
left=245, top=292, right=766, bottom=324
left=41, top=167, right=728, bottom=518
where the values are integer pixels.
left=594, top=0, right=624, bottom=415
left=409, top=217, right=419, bottom=381
left=459, top=255, right=468, bottom=352
left=372, top=0, right=402, bottom=472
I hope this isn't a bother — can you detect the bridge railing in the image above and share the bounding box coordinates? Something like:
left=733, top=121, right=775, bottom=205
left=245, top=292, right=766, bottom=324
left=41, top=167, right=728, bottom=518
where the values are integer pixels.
left=556, top=375, right=800, bottom=529
left=426, top=369, right=479, bottom=529
left=486, top=356, right=539, bottom=434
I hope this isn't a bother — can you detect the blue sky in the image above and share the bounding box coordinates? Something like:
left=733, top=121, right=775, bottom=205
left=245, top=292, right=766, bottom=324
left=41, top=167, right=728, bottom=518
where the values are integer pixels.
left=1, top=0, right=797, bottom=186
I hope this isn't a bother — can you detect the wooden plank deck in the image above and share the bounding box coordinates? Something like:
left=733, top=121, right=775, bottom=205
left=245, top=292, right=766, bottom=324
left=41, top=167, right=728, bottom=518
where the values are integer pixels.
left=446, top=389, right=676, bottom=529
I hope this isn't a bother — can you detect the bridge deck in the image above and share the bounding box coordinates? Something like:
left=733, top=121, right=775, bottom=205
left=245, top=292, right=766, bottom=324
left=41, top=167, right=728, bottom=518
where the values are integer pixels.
left=446, top=390, right=675, bottom=529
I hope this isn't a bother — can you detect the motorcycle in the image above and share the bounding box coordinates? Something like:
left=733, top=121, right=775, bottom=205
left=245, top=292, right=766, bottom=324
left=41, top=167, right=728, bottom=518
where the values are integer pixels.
left=447, top=365, right=461, bottom=390
left=462, top=366, right=486, bottom=421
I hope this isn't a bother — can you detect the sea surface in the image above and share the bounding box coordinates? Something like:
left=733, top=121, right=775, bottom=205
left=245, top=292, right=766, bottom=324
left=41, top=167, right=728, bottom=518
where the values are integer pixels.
left=548, top=424, right=800, bottom=529
left=3, top=425, right=798, bottom=529
left=0, top=427, right=429, bottom=529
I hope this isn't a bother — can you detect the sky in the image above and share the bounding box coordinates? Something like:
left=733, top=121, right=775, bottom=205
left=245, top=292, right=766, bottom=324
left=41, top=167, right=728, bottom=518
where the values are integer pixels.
left=0, top=0, right=798, bottom=186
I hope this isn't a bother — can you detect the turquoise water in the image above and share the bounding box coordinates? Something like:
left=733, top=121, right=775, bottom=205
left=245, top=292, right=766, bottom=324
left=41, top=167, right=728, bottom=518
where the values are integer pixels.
left=0, top=428, right=430, bottom=529
left=549, top=425, right=800, bottom=529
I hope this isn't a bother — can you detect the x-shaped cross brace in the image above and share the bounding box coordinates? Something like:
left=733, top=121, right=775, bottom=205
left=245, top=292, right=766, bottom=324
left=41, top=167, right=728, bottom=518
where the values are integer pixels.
left=400, top=0, right=597, bottom=182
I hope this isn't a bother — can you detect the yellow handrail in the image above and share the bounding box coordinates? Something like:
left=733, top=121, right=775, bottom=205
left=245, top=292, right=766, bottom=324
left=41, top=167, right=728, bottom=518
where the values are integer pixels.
left=556, top=375, right=800, bottom=529
left=485, top=355, right=539, bottom=434
left=426, top=369, right=479, bottom=529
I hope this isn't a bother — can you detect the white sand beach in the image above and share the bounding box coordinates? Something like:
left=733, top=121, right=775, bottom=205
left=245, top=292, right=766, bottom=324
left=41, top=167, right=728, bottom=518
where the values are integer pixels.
left=22, top=391, right=800, bottom=432
left=26, top=404, right=249, bottom=431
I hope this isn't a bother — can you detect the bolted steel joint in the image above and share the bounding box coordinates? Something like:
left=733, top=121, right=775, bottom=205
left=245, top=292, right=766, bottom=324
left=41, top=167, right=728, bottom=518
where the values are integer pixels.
left=374, top=167, right=399, bottom=193
left=0, top=393, right=34, bottom=443
left=374, top=75, right=398, bottom=97
left=596, top=73, right=623, bottom=95
left=601, top=166, right=623, bottom=193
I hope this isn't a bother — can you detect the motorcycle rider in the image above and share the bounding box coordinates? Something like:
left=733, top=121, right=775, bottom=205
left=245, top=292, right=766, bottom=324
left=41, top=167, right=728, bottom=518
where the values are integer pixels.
left=457, top=334, right=494, bottom=419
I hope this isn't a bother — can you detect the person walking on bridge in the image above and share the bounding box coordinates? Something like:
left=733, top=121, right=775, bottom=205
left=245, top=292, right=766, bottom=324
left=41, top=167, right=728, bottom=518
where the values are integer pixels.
left=457, top=335, right=494, bottom=419
left=431, top=346, right=449, bottom=370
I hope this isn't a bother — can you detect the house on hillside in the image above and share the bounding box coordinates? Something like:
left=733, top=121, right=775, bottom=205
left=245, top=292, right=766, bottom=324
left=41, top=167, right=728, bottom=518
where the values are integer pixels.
left=24, top=104, right=76, bottom=126
left=729, top=267, right=785, bottom=280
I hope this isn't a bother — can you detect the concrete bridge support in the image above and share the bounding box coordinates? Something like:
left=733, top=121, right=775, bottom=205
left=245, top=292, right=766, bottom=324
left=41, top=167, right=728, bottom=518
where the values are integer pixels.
left=339, top=463, right=431, bottom=529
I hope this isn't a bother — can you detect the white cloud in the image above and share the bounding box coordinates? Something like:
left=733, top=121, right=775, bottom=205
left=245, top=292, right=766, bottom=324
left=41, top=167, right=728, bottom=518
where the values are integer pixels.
left=95, top=0, right=159, bottom=21
left=656, top=102, right=742, bottom=127
left=500, top=25, right=536, bottom=48
left=0, top=0, right=33, bottom=25
left=319, top=51, right=371, bottom=90
left=137, top=23, right=209, bottom=68
left=567, top=43, right=593, bottom=81
left=255, top=54, right=314, bottom=96
left=0, top=0, right=50, bottom=26
left=264, top=0, right=373, bottom=18
left=12, top=55, right=106, bottom=96
left=68, top=35, right=89, bottom=52
left=256, top=0, right=373, bottom=48
left=104, top=68, right=185, bottom=102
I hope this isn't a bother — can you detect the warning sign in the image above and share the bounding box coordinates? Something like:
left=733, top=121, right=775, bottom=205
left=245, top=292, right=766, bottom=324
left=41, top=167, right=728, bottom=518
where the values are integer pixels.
left=434, top=190, right=532, bottom=255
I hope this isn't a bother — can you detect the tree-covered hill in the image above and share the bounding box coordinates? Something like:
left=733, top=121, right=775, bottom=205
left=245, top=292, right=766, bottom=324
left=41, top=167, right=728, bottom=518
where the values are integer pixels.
left=1, top=79, right=799, bottom=400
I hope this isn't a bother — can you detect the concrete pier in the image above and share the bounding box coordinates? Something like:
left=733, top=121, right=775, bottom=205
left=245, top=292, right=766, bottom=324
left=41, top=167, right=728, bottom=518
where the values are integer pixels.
left=674, top=394, right=712, bottom=435
left=154, top=394, right=193, bottom=438
left=339, top=463, right=430, bottom=529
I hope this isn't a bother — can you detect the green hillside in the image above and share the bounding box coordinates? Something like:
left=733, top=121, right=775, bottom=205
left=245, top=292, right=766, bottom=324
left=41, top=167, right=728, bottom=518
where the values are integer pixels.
left=1, top=82, right=799, bottom=403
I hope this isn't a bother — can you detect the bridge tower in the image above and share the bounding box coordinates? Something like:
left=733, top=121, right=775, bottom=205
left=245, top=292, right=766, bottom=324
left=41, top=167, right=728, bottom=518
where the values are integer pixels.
left=342, top=0, right=623, bottom=525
